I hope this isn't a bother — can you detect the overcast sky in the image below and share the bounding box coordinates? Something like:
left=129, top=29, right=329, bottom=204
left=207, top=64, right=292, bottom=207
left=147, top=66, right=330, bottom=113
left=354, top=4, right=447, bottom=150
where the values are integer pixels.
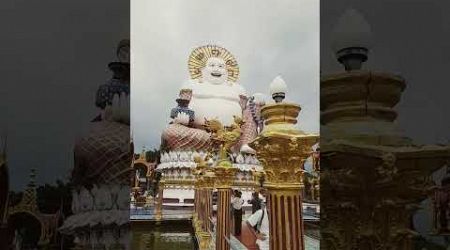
left=130, top=0, right=320, bottom=151
left=1, top=0, right=129, bottom=190
left=3, top=0, right=449, bottom=193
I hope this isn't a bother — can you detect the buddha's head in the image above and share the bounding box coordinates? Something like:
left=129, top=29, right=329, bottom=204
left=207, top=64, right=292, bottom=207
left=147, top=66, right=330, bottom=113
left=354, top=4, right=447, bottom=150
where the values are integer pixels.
left=200, top=57, right=228, bottom=85
left=189, top=45, right=239, bottom=84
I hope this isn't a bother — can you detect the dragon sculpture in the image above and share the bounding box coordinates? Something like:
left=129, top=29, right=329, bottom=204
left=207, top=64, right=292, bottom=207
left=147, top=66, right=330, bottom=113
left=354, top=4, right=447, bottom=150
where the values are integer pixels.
left=204, top=115, right=244, bottom=161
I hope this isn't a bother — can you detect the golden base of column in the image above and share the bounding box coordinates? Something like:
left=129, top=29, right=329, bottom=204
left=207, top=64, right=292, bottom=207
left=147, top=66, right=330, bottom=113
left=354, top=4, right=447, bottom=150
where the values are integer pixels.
left=203, top=172, right=215, bottom=233
left=155, top=198, right=163, bottom=221
left=194, top=218, right=204, bottom=233
left=155, top=180, right=165, bottom=222
left=155, top=211, right=162, bottom=221
left=196, top=231, right=212, bottom=250
left=216, top=159, right=233, bottom=168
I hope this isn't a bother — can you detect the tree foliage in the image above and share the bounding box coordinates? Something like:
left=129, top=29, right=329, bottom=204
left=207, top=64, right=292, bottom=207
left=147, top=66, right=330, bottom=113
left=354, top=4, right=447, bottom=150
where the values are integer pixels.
left=36, top=179, right=73, bottom=216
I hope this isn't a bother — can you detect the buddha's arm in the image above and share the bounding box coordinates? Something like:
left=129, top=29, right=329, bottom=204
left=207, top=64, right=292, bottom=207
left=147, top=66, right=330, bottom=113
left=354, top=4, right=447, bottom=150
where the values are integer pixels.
left=189, top=83, right=244, bottom=102
left=192, top=93, right=241, bottom=103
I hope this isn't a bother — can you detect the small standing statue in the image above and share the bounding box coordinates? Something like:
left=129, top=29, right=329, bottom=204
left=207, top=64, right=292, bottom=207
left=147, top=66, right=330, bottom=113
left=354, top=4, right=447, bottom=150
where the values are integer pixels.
left=170, top=89, right=195, bottom=126
left=95, top=39, right=130, bottom=124
left=313, top=147, right=320, bottom=172
left=134, top=169, right=140, bottom=189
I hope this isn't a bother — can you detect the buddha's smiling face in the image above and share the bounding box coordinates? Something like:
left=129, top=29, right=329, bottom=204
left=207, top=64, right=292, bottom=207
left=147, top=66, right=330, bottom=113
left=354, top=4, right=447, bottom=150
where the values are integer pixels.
left=201, top=57, right=228, bottom=85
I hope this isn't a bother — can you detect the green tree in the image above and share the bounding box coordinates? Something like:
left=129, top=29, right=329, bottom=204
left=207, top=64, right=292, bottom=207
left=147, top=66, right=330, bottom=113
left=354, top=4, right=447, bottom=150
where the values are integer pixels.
left=36, top=180, right=72, bottom=216
left=145, top=148, right=160, bottom=162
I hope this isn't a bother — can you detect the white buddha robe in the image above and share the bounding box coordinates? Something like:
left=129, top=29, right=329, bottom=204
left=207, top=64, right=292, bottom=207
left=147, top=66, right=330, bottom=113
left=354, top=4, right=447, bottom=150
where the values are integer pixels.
left=246, top=208, right=270, bottom=250
left=182, top=80, right=247, bottom=127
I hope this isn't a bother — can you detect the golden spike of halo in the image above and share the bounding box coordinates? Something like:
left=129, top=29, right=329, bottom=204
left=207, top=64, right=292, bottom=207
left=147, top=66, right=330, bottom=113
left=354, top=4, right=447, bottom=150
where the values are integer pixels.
left=188, top=45, right=240, bottom=83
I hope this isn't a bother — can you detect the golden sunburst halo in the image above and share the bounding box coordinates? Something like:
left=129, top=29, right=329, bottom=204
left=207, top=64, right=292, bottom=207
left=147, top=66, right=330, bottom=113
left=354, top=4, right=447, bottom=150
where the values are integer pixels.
left=188, top=45, right=239, bottom=83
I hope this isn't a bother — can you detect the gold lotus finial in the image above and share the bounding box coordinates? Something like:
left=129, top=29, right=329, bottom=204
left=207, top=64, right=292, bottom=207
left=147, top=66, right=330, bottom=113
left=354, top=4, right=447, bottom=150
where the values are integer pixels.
left=188, top=45, right=239, bottom=83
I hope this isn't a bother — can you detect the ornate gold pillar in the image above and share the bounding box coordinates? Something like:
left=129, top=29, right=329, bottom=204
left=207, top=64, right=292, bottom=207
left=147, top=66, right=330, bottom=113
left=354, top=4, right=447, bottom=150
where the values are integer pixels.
left=198, top=182, right=209, bottom=232
left=155, top=180, right=164, bottom=220
left=193, top=156, right=214, bottom=249
left=200, top=113, right=244, bottom=249
left=250, top=102, right=318, bottom=250
left=193, top=156, right=207, bottom=231
left=214, top=161, right=237, bottom=250
left=202, top=171, right=215, bottom=233
left=194, top=176, right=204, bottom=231
left=193, top=172, right=199, bottom=224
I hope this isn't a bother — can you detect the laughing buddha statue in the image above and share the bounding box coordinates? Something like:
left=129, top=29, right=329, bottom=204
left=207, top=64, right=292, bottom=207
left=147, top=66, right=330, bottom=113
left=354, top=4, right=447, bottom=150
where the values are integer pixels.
left=161, top=45, right=264, bottom=152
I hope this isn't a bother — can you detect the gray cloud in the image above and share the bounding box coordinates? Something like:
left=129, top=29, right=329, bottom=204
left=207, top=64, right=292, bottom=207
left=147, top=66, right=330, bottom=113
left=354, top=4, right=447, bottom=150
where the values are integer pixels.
left=1, top=0, right=129, bottom=190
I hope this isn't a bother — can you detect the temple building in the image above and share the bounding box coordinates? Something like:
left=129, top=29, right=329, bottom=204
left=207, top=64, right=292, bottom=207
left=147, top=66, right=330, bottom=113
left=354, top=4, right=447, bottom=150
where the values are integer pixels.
left=2, top=168, right=62, bottom=249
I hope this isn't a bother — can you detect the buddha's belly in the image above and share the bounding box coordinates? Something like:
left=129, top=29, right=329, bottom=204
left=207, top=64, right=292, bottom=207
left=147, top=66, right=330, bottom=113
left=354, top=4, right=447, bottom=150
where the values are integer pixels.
left=189, top=97, right=242, bottom=126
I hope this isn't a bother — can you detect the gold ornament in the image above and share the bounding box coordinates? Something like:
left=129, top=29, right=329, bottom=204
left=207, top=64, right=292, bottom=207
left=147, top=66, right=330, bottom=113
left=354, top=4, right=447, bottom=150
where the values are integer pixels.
left=214, top=166, right=237, bottom=188
left=205, top=115, right=244, bottom=161
left=197, top=231, right=212, bottom=250
left=250, top=103, right=318, bottom=189
left=188, top=45, right=239, bottom=83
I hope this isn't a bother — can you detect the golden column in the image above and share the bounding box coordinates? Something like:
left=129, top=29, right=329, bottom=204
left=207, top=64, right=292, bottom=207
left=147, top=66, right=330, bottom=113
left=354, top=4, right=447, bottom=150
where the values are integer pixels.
left=196, top=177, right=206, bottom=232
left=196, top=171, right=215, bottom=250
left=193, top=156, right=208, bottom=231
left=193, top=156, right=214, bottom=250
left=201, top=113, right=244, bottom=249
left=213, top=161, right=237, bottom=250
left=155, top=179, right=164, bottom=221
left=250, top=76, right=318, bottom=250
left=202, top=170, right=215, bottom=233
left=196, top=178, right=204, bottom=228
left=193, top=167, right=200, bottom=225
